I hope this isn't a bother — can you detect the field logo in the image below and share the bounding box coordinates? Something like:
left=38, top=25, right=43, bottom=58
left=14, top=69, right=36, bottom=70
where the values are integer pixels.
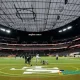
left=10, top=66, right=61, bottom=74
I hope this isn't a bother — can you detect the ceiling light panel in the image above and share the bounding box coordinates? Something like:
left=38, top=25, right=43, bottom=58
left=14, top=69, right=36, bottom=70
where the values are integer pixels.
left=0, top=0, right=80, bottom=32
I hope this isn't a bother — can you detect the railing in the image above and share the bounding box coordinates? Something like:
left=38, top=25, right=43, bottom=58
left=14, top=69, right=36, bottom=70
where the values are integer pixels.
left=0, top=35, right=80, bottom=51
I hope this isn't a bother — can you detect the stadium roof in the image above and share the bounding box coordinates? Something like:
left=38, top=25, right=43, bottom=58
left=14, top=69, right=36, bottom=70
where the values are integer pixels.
left=0, top=0, right=80, bottom=32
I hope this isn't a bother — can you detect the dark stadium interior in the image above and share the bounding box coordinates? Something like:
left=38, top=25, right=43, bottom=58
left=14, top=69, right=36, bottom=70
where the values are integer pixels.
left=0, top=17, right=80, bottom=44
left=0, top=0, right=80, bottom=57
left=0, top=0, right=80, bottom=44
left=0, top=1, right=80, bottom=80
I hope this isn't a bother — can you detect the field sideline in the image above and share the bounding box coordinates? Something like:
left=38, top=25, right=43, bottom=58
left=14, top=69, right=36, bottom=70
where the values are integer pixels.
left=0, top=57, right=80, bottom=80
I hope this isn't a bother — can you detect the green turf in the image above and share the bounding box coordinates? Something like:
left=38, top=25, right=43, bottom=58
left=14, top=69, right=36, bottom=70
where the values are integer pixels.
left=0, top=57, right=80, bottom=80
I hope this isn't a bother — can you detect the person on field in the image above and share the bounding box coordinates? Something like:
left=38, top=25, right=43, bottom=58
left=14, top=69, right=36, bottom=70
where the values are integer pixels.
left=36, top=54, right=41, bottom=65
left=56, top=54, right=59, bottom=60
left=24, top=54, right=27, bottom=64
left=42, top=60, right=48, bottom=65
left=27, top=55, right=32, bottom=65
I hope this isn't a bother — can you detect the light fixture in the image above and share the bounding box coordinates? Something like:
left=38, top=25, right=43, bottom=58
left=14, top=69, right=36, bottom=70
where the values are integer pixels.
left=0, top=28, right=5, bottom=32
left=63, top=28, right=67, bottom=31
left=59, top=26, right=72, bottom=33
left=67, top=26, right=72, bottom=29
left=59, top=30, right=62, bottom=33
left=6, top=30, right=11, bottom=33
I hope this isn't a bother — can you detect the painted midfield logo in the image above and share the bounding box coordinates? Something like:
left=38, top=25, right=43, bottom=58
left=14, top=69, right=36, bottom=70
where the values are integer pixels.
left=10, top=66, right=61, bottom=74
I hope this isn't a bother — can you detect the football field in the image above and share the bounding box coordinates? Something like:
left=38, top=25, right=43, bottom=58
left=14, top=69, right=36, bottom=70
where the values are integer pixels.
left=0, top=57, right=80, bottom=80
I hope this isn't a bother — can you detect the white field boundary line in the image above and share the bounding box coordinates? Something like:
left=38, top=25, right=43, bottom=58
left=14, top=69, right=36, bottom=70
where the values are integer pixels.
left=0, top=66, right=79, bottom=78
left=0, top=67, right=59, bottom=78
left=71, top=66, right=79, bottom=71
left=0, top=64, right=27, bottom=65
left=0, top=63, right=80, bottom=65
left=68, top=59, right=80, bottom=62
left=50, top=63, right=80, bottom=64
left=0, top=67, right=22, bottom=76
left=0, top=73, right=80, bottom=78
left=0, top=67, right=80, bottom=78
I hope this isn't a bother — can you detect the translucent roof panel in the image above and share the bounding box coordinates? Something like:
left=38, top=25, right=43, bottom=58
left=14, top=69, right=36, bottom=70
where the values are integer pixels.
left=0, top=0, right=80, bottom=32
